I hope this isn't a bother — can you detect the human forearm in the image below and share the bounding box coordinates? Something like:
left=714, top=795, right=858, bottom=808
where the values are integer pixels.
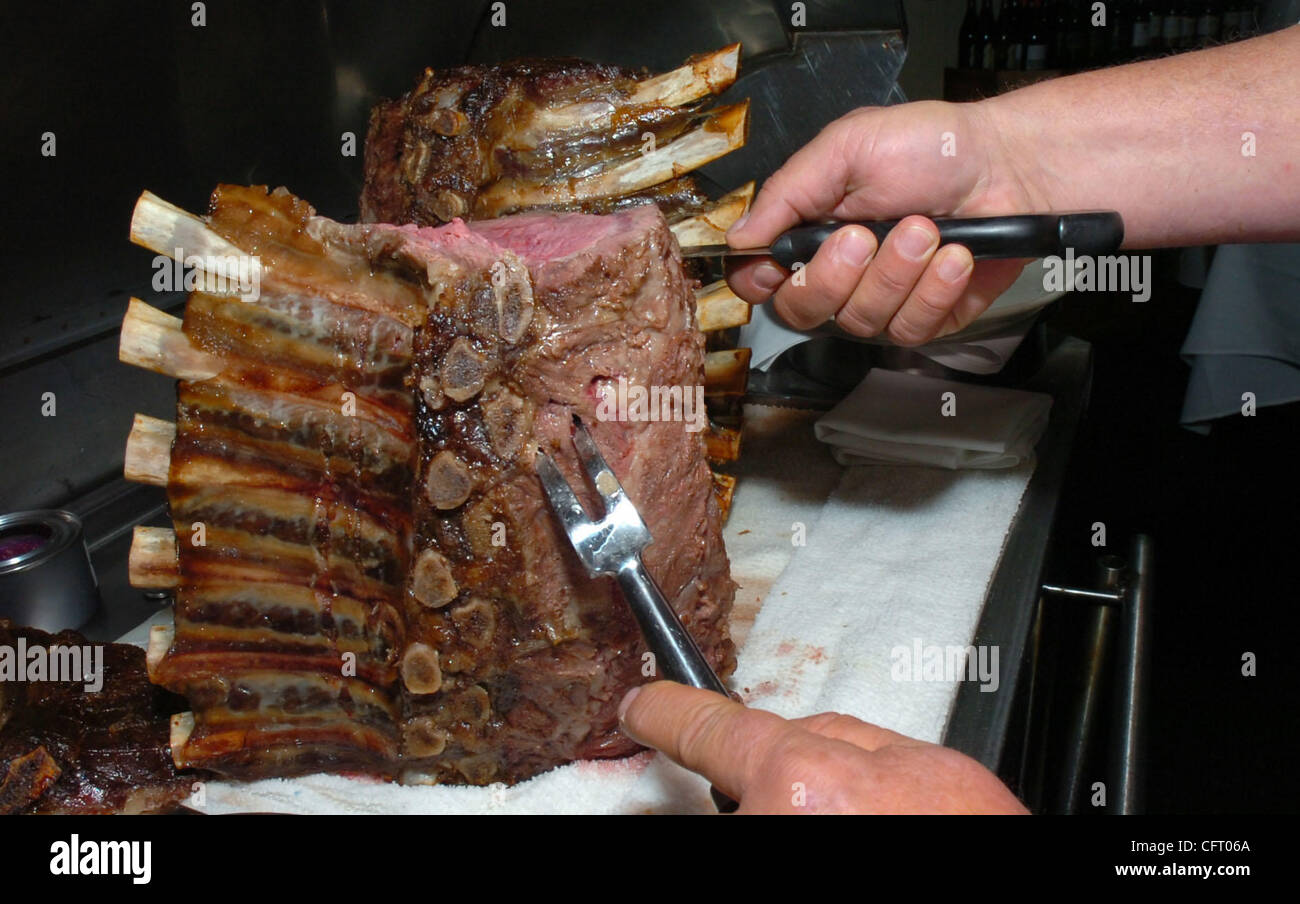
left=723, top=27, right=1300, bottom=343
left=982, top=25, right=1300, bottom=248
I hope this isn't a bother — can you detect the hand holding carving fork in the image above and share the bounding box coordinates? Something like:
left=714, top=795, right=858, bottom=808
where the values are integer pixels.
left=536, top=415, right=740, bottom=812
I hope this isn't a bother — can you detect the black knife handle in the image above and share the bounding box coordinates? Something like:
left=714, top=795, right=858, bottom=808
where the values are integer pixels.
left=767, top=212, right=1124, bottom=270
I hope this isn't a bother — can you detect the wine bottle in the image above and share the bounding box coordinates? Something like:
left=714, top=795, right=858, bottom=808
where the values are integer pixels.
left=1221, top=1, right=1241, bottom=39
left=1162, top=1, right=1182, bottom=50
left=993, top=0, right=1009, bottom=69
left=1025, top=0, right=1049, bottom=69
left=1241, top=2, right=1259, bottom=39
left=1196, top=1, right=1220, bottom=46
left=1132, top=0, right=1152, bottom=58
left=1086, top=0, right=1109, bottom=63
left=1005, top=0, right=1026, bottom=70
left=980, top=0, right=998, bottom=70
left=1148, top=2, right=1165, bottom=51
left=1066, top=2, right=1088, bottom=65
left=960, top=0, right=978, bottom=67
left=1052, top=0, right=1070, bottom=68
left=1112, top=1, right=1134, bottom=63
left=1179, top=0, right=1197, bottom=49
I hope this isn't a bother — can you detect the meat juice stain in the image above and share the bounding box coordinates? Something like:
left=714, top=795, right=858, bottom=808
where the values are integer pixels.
left=577, top=749, right=654, bottom=776
left=755, top=641, right=829, bottom=700
left=335, top=771, right=388, bottom=784
left=744, top=680, right=779, bottom=702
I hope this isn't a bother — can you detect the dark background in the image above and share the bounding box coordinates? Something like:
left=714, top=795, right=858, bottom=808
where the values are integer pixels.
left=1048, top=269, right=1298, bottom=814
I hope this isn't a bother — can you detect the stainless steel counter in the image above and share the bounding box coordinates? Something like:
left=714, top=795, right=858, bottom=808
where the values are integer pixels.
left=944, top=334, right=1093, bottom=772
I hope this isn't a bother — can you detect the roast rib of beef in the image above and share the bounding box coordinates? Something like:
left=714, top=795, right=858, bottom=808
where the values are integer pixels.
left=360, top=45, right=746, bottom=226
left=123, top=184, right=735, bottom=784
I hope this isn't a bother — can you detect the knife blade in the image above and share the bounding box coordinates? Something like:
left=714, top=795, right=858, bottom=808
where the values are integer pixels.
left=681, top=211, right=1124, bottom=270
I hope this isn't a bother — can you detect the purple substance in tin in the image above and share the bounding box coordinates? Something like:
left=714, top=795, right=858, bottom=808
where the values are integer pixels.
left=0, top=533, right=48, bottom=561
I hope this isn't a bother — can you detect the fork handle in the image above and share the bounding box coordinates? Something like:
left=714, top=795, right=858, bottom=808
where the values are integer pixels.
left=616, top=559, right=729, bottom=696
left=616, top=559, right=740, bottom=813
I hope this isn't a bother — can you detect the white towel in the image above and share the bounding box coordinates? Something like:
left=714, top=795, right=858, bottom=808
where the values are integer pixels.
left=733, top=461, right=1034, bottom=743
left=815, top=369, right=1052, bottom=469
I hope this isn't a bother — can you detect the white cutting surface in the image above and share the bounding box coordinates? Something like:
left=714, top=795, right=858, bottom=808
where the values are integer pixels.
left=120, top=405, right=1033, bottom=814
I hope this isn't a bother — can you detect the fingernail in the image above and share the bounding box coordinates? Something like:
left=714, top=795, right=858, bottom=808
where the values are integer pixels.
left=896, top=225, right=938, bottom=261
left=617, top=685, right=643, bottom=723
left=752, top=262, right=785, bottom=293
left=725, top=212, right=749, bottom=237
left=937, top=248, right=973, bottom=282
left=836, top=228, right=875, bottom=268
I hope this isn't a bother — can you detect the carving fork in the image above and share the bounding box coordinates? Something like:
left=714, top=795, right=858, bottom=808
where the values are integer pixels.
left=536, top=415, right=738, bottom=811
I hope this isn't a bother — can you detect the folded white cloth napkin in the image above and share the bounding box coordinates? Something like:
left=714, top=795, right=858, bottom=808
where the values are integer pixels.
left=815, top=369, right=1052, bottom=469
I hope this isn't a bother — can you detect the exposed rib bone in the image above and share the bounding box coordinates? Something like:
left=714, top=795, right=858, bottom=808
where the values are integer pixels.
left=124, top=414, right=175, bottom=486
left=630, top=43, right=741, bottom=107
left=147, top=624, right=175, bottom=676
left=526, top=44, right=740, bottom=137
left=705, top=424, right=742, bottom=463
left=477, top=101, right=749, bottom=216
left=695, top=280, right=752, bottom=332
left=671, top=181, right=754, bottom=247
left=711, top=471, right=737, bottom=521
left=129, top=526, right=179, bottom=589
left=119, top=298, right=222, bottom=381
left=131, top=191, right=264, bottom=300
left=130, top=190, right=249, bottom=264
left=704, top=348, right=751, bottom=398
left=169, top=713, right=195, bottom=766
left=714, top=180, right=755, bottom=210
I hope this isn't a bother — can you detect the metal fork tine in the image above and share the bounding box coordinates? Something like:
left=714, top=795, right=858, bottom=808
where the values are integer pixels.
left=535, top=451, right=595, bottom=543
left=538, top=419, right=651, bottom=579
left=571, top=415, right=632, bottom=519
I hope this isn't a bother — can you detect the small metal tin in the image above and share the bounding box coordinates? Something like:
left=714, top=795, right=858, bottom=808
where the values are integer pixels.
left=0, top=510, right=100, bottom=631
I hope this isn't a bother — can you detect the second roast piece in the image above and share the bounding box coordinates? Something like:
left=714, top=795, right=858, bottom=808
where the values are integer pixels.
left=360, top=45, right=746, bottom=226
left=0, top=621, right=195, bottom=814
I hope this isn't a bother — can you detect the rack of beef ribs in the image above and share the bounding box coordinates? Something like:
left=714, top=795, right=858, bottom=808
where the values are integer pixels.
left=118, top=183, right=740, bottom=784
left=360, top=45, right=745, bottom=227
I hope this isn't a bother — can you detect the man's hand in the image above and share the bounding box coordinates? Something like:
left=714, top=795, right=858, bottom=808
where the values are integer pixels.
left=619, top=681, right=1029, bottom=814
left=727, top=27, right=1300, bottom=340
left=725, top=100, right=1044, bottom=345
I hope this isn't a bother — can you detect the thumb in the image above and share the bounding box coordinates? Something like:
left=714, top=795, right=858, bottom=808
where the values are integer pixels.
left=618, top=681, right=795, bottom=799
left=726, top=117, right=856, bottom=248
